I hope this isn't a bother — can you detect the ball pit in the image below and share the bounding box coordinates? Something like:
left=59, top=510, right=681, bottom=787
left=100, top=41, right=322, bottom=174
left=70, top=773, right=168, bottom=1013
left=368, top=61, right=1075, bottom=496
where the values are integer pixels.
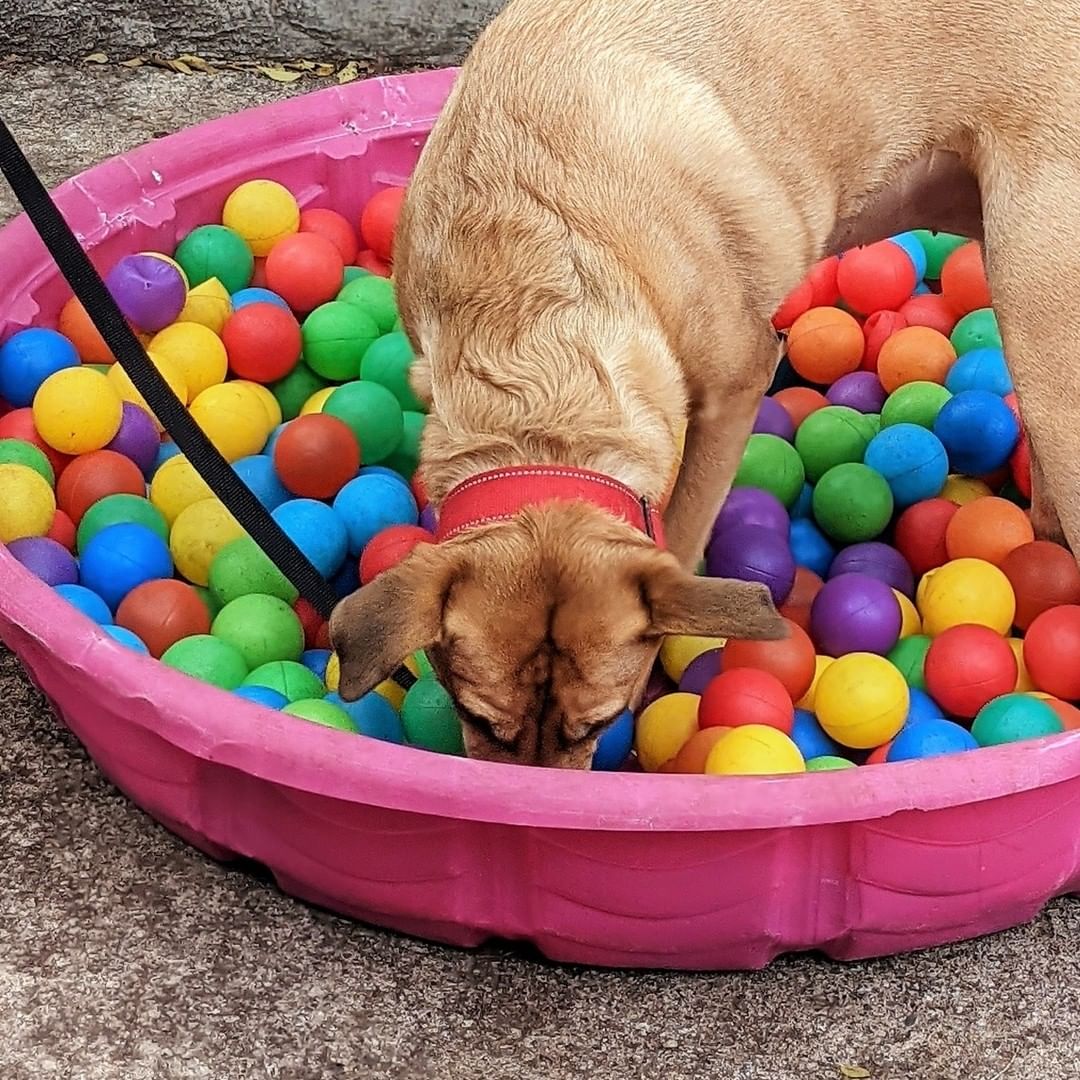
left=0, top=70, right=1077, bottom=972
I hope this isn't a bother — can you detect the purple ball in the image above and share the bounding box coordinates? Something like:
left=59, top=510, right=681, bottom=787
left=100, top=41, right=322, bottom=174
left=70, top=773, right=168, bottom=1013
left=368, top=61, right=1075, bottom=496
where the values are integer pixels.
left=753, top=396, right=796, bottom=441
left=419, top=503, right=438, bottom=534
left=105, top=402, right=160, bottom=475
left=642, top=668, right=674, bottom=710
left=7, top=536, right=78, bottom=586
left=828, top=542, right=915, bottom=597
left=712, top=487, right=789, bottom=543
left=679, top=648, right=723, bottom=695
left=810, top=573, right=902, bottom=656
left=706, top=524, right=796, bottom=605
left=826, top=371, right=887, bottom=414
left=105, top=254, right=187, bottom=333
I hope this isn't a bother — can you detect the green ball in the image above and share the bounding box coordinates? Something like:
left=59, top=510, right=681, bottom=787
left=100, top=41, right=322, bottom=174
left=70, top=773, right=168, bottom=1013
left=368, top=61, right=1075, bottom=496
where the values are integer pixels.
left=211, top=593, right=304, bottom=670
left=283, top=698, right=357, bottom=732
left=301, top=301, right=381, bottom=382
left=341, top=266, right=371, bottom=287
left=812, top=462, right=894, bottom=543
left=912, top=230, right=968, bottom=279
left=401, top=678, right=465, bottom=755
left=972, top=694, right=1064, bottom=747
left=794, top=406, right=873, bottom=483
left=360, top=331, right=424, bottom=411
left=887, top=634, right=932, bottom=690
left=243, top=660, right=325, bottom=702
left=880, top=381, right=952, bottom=430
left=161, top=634, right=250, bottom=690
left=338, top=275, right=397, bottom=333
left=806, top=755, right=856, bottom=772
left=85, top=364, right=111, bottom=376
left=733, top=434, right=805, bottom=508
left=174, top=224, right=254, bottom=294
left=77, top=494, right=169, bottom=554
left=194, top=584, right=223, bottom=619
left=950, top=308, right=1001, bottom=356
left=858, top=413, right=881, bottom=438
left=383, top=409, right=425, bottom=481
left=323, top=380, right=404, bottom=464
left=209, top=536, right=299, bottom=607
left=271, top=362, right=328, bottom=421
left=0, top=439, right=53, bottom=485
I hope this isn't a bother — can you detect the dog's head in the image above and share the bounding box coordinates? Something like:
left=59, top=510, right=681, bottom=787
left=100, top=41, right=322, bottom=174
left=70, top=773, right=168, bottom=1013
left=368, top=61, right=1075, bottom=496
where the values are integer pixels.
left=330, top=501, right=785, bottom=768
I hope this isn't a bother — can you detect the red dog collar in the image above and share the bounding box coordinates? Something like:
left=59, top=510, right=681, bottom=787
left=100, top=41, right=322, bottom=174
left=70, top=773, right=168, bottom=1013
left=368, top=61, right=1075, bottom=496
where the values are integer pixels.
left=434, top=465, right=666, bottom=548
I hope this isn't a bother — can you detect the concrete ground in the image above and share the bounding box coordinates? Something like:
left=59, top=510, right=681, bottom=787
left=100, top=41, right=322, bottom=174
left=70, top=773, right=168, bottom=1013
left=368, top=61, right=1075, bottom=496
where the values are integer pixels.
left=0, top=62, right=1079, bottom=1080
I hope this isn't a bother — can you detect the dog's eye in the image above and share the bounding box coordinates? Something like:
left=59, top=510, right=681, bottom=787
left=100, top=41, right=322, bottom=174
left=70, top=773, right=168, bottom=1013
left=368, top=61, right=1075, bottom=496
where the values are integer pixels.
left=458, top=705, right=520, bottom=752
left=559, top=713, right=621, bottom=749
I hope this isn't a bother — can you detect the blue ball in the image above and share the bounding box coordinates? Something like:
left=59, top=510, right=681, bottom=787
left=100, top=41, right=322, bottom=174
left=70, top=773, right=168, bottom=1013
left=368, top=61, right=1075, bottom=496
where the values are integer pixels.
left=301, top=648, right=332, bottom=681
left=863, top=423, right=948, bottom=507
left=231, top=287, right=291, bottom=312
left=79, top=522, right=173, bottom=611
left=944, top=347, right=1013, bottom=397
left=271, top=498, right=349, bottom=578
left=886, top=717, right=978, bottom=762
left=906, top=687, right=946, bottom=726
left=359, top=465, right=405, bottom=480
left=152, top=440, right=182, bottom=476
left=791, top=708, right=843, bottom=760
left=912, top=282, right=932, bottom=296
left=934, top=389, right=1020, bottom=475
left=233, top=454, right=291, bottom=510
left=325, top=691, right=405, bottom=743
left=888, top=232, right=928, bottom=281
left=54, top=583, right=114, bottom=624
left=234, top=684, right=289, bottom=709
left=789, top=518, right=834, bottom=578
left=263, top=422, right=289, bottom=458
left=592, top=708, right=635, bottom=770
left=332, top=473, right=419, bottom=555
left=332, top=555, right=360, bottom=599
left=0, top=328, right=79, bottom=406
left=101, top=624, right=150, bottom=654
left=791, top=482, right=815, bottom=520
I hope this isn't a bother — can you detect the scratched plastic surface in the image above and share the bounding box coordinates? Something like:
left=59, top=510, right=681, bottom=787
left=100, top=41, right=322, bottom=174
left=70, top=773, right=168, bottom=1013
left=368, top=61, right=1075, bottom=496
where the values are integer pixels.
left=0, top=69, right=1078, bottom=970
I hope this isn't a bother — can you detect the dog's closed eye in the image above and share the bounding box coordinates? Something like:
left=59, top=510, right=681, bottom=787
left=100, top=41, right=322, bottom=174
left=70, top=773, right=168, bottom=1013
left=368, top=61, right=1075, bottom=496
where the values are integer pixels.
left=457, top=704, right=522, bottom=753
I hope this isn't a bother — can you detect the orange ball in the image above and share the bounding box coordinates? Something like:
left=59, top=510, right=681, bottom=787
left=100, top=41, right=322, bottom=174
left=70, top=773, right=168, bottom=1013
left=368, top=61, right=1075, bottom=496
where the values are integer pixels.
left=940, top=241, right=992, bottom=315
left=876, top=326, right=957, bottom=392
left=56, top=450, right=145, bottom=524
left=944, top=496, right=1034, bottom=566
left=1024, top=605, right=1080, bottom=700
left=786, top=306, right=865, bottom=383
left=1001, top=541, right=1080, bottom=631
left=698, top=668, right=794, bottom=732
left=721, top=617, right=816, bottom=701
left=1046, top=698, right=1080, bottom=731
left=272, top=413, right=361, bottom=499
left=864, top=741, right=893, bottom=765
left=58, top=296, right=115, bottom=364
left=772, top=386, right=829, bottom=430
left=116, top=578, right=211, bottom=658
left=778, top=567, right=824, bottom=634
left=664, top=726, right=732, bottom=774
left=359, top=186, right=405, bottom=263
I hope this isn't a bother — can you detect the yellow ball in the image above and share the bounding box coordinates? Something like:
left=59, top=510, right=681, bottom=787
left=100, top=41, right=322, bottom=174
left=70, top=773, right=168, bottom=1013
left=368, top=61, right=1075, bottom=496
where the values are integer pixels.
left=222, top=179, right=300, bottom=257
left=141, top=251, right=190, bottom=289
left=893, top=589, right=922, bottom=639
left=169, top=497, right=245, bottom=586
left=107, top=350, right=189, bottom=431
left=1027, top=691, right=1053, bottom=700
left=940, top=474, right=993, bottom=506
left=659, top=635, right=725, bottom=682
left=188, top=382, right=269, bottom=462
left=814, top=652, right=909, bottom=750
left=233, top=379, right=283, bottom=431
left=150, top=455, right=214, bottom=527
left=375, top=679, right=406, bottom=711
left=150, top=322, right=228, bottom=399
left=32, top=367, right=123, bottom=454
left=917, top=557, right=1015, bottom=636
left=1008, top=637, right=1036, bottom=692
left=795, top=654, right=834, bottom=711
left=0, top=463, right=56, bottom=542
left=704, top=724, right=805, bottom=776
left=325, top=653, right=340, bottom=692
left=178, top=277, right=231, bottom=335
left=300, top=386, right=337, bottom=416
left=634, top=692, right=700, bottom=772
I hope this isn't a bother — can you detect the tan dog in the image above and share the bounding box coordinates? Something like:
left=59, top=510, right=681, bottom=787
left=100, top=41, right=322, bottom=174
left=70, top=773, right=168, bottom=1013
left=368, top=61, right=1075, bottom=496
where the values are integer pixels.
left=332, top=0, right=1077, bottom=766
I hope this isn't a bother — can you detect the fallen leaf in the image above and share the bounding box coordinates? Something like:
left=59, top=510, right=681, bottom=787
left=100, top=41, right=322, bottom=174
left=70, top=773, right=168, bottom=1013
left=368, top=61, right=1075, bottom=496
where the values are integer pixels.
left=120, top=57, right=146, bottom=68
left=314, top=62, right=336, bottom=77
left=168, top=59, right=195, bottom=75
left=337, top=61, right=360, bottom=84
left=257, top=65, right=304, bottom=84
left=840, top=1066, right=871, bottom=1079
left=177, top=53, right=214, bottom=73
left=83, top=52, right=109, bottom=64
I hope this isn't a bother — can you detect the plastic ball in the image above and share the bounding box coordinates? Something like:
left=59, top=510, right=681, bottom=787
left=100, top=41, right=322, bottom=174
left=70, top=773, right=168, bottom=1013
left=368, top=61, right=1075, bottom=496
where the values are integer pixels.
left=825, top=371, right=887, bottom=413
left=149, top=322, right=228, bottom=399
left=359, top=186, right=405, bottom=263
left=805, top=754, right=856, bottom=771
left=790, top=708, right=843, bottom=760
left=162, top=634, right=250, bottom=689
left=272, top=414, right=361, bottom=499
left=107, top=350, right=189, bottom=428
left=208, top=536, right=297, bottom=607
left=589, top=708, right=634, bottom=770
left=0, top=463, right=54, bottom=543
left=893, top=498, right=957, bottom=577
left=712, top=486, right=790, bottom=539
left=918, top=557, right=1015, bottom=636
left=879, top=381, right=952, bottom=430
left=814, top=652, right=909, bottom=749
left=105, top=253, right=187, bottom=333
left=803, top=255, right=840, bottom=307
left=699, top=668, right=794, bottom=732
left=175, top=225, right=254, bottom=295
left=911, top=231, right=968, bottom=279
left=0, top=408, right=71, bottom=477
left=76, top=493, right=168, bottom=553
left=778, top=566, right=823, bottom=634
left=230, top=454, right=290, bottom=512
left=788, top=518, right=835, bottom=578
left=888, top=633, right=932, bottom=689
left=0, top=328, right=80, bottom=406
left=678, top=647, right=724, bottom=695
left=876, top=327, right=956, bottom=393
left=720, top=618, right=815, bottom=701
left=860, top=310, right=908, bottom=372
left=1023, top=605, right=1080, bottom=700
left=103, top=403, right=160, bottom=475
left=658, top=635, right=725, bottom=682
left=829, top=542, right=914, bottom=597
left=355, top=250, right=391, bottom=278
left=188, top=382, right=271, bottom=462
left=222, top=180, right=300, bottom=257
left=810, top=573, right=901, bottom=657
left=338, top=275, right=398, bottom=335
left=54, top=582, right=113, bottom=624
left=115, top=578, right=212, bottom=657
left=972, top=693, right=1064, bottom=747
left=7, top=536, right=77, bottom=585
left=835, top=241, right=918, bottom=314
left=940, top=241, right=991, bottom=315
left=0, top=437, right=53, bottom=485
left=905, top=685, right=946, bottom=725
left=272, top=498, right=349, bottom=578
left=232, top=287, right=290, bottom=313
left=401, top=678, right=464, bottom=755
left=795, top=405, right=873, bottom=483
left=360, top=333, right=424, bottom=412
left=56, top=450, right=145, bottom=524
left=886, top=717, right=978, bottom=761
left=300, top=387, right=336, bottom=416
left=771, top=386, right=829, bottom=430
left=898, top=293, right=958, bottom=337
left=332, top=471, right=419, bottom=555
left=888, top=231, right=928, bottom=279
left=664, top=726, right=731, bottom=774
left=270, top=362, right=329, bottom=422
left=358, top=524, right=434, bottom=585
left=264, top=233, right=344, bottom=314
left=79, top=522, right=173, bottom=610
left=923, top=624, right=1017, bottom=717
left=934, top=390, right=1019, bottom=475
left=811, top=463, right=894, bottom=543
left=149, top=455, right=213, bottom=526
left=771, top=278, right=813, bottom=332
left=234, top=684, right=290, bottom=709
left=169, top=498, right=246, bottom=587
left=32, top=367, right=124, bottom=454
left=47, top=508, right=76, bottom=552
left=863, top=423, right=948, bottom=507
left=102, top=625, right=150, bottom=653
left=732, top=434, right=805, bottom=507
left=949, top=308, right=1002, bottom=357
left=1006, top=637, right=1036, bottom=692
left=894, top=589, right=922, bottom=638
left=299, top=301, right=380, bottom=383
left=322, top=380, right=404, bottom=464
left=58, top=297, right=118, bottom=365
left=1001, top=541, right=1080, bottom=631
left=243, top=659, right=325, bottom=702
left=211, top=593, right=305, bottom=670
left=752, top=396, right=795, bottom=440
left=706, top=524, right=795, bottom=605
left=288, top=698, right=356, bottom=732
left=219, top=302, right=302, bottom=385
left=786, top=306, right=864, bottom=382
left=236, top=380, right=282, bottom=432
left=945, top=347, right=1011, bottom=401
left=704, top=725, right=805, bottom=775
left=177, top=277, right=232, bottom=335
left=297, top=207, right=359, bottom=264
left=1046, top=698, right=1080, bottom=731
left=944, top=496, right=1034, bottom=566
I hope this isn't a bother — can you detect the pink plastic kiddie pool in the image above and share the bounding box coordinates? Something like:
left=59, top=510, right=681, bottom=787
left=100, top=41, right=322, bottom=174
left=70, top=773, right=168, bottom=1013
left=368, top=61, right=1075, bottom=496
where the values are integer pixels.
left=0, top=69, right=1078, bottom=970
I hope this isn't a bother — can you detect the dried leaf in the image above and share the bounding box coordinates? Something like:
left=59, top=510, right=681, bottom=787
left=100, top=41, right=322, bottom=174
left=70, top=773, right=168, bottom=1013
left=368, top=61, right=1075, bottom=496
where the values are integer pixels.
left=83, top=52, right=109, bottom=64
left=119, top=57, right=146, bottom=68
left=177, top=53, right=214, bottom=73
left=840, top=1067, right=871, bottom=1079
left=314, top=62, right=336, bottom=77
left=257, top=65, right=304, bottom=84
left=337, top=61, right=360, bottom=84
left=169, top=59, right=195, bottom=75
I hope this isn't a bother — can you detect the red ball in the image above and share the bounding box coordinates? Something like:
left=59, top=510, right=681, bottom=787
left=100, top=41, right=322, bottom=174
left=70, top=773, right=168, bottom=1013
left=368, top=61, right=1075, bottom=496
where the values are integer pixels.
left=355, top=249, right=392, bottom=278
left=46, top=509, right=76, bottom=551
left=836, top=241, right=918, bottom=315
left=1001, top=541, right=1080, bottom=631
left=410, top=471, right=428, bottom=509
left=1010, top=437, right=1032, bottom=500
left=250, top=257, right=269, bottom=288
left=294, top=597, right=329, bottom=650
left=778, top=567, right=824, bottom=635
left=806, top=255, right=840, bottom=307
left=899, top=294, right=958, bottom=337
left=1024, top=605, right=1080, bottom=699
left=56, top=450, right=145, bottom=524
left=359, top=186, right=405, bottom=263
left=273, top=414, right=361, bottom=499
left=863, top=741, right=893, bottom=765
left=772, top=278, right=813, bottom=332
left=698, top=668, right=795, bottom=733
left=720, top=617, right=816, bottom=701
left=893, top=498, right=959, bottom=577
left=264, top=233, right=345, bottom=314
left=299, top=208, right=359, bottom=264
left=222, top=302, right=302, bottom=383
left=116, top=578, right=211, bottom=658
left=861, top=310, right=908, bottom=372
left=359, top=525, right=435, bottom=585
left=924, top=625, right=1017, bottom=717
left=940, top=242, right=992, bottom=316
left=0, top=407, right=72, bottom=477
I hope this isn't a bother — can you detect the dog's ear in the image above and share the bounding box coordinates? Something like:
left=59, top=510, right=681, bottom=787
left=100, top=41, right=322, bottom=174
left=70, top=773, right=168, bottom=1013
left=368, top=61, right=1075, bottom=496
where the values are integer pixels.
left=641, top=555, right=787, bottom=641
left=330, top=543, right=456, bottom=701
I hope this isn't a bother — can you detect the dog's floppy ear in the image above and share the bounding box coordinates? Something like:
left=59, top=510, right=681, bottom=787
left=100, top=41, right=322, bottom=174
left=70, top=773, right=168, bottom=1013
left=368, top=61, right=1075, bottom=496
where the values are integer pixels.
left=641, top=555, right=787, bottom=641
left=330, top=543, right=456, bottom=701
